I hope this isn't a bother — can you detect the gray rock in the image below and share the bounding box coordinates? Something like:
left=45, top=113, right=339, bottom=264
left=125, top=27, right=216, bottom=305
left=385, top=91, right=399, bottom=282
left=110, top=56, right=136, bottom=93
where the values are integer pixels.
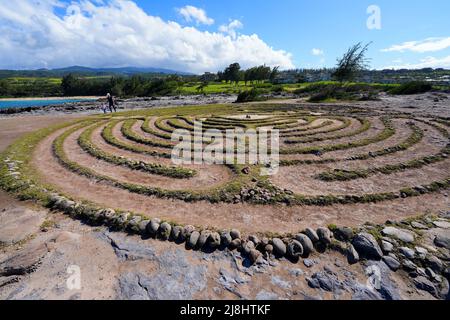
left=333, top=226, right=354, bottom=241
left=317, top=227, right=332, bottom=245
left=255, top=290, right=278, bottom=300
left=414, top=276, right=438, bottom=297
left=242, top=241, right=255, bottom=255
left=116, top=248, right=207, bottom=300
left=138, top=220, right=149, bottom=234
left=433, top=220, right=450, bottom=229
left=100, top=209, right=116, bottom=223
left=439, top=278, right=449, bottom=299
left=107, top=233, right=156, bottom=261
left=443, top=267, right=450, bottom=280
left=114, top=212, right=130, bottom=228
left=127, top=216, right=142, bottom=232
left=264, top=244, right=273, bottom=254
left=303, top=259, right=315, bottom=268
left=271, top=238, right=286, bottom=256
left=220, top=231, right=232, bottom=247
left=260, top=237, right=269, bottom=247
left=352, top=232, right=383, bottom=260
left=434, top=234, right=450, bottom=250
left=249, top=249, right=261, bottom=264
left=197, top=230, right=210, bottom=248
left=347, top=244, right=359, bottom=264
left=411, top=221, right=428, bottom=230
left=159, top=222, right=172, bottom=240
left=0, top=275, right=20, bottom=287
left=382, top=227, right=415, bottom=243
left=271, top=276, right=291, bottom=289
left=171, top=226, right=182, bottom=241
left=0, top=243, right=48, bottom=276
left=180, top=225, right=195, bottom=241
left=147, top=218, right=160, bottom=235
left=415, top=246, right=428, bottom=260
left=399, top=247, right=415, bottom=259
left=402, top=259, right=417, bottom=271
left=307, top=272, right=341, bottom=292
left=207, top=232, right=221, bottom=248
left=307, top=277, right=320, bottom=289
left=304, top=228, right=320, bottom=243
left=364, top=261, right=402, bottom=300
left=248, top=235, right=260, bottom=246
left=230, top=238, right=242, bottom=250
left=0, top=207, right=45, bottom=246
left=416, top=267, right=428, bottom=278
left=295, top=233, right=314, bottom=256
left=426, top=255, right=443, bottom=273
left=382, top=256, right=400, bottom=271
left=382, top=236, right=398, bottom=246
left=230, top=229, right=241, bottom=240
left=289, top=268, right=304, bottom=277
left=425, top=267, right=438, bottom=280
left=381, top=240, right=394, bottom=253
left=287, top=240, right=303, bottom=258
left=188, top=231, right=200, bottom=248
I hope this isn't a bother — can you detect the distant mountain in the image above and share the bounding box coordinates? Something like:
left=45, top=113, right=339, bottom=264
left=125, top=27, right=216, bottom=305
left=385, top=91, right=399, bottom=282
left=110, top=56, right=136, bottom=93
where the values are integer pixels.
left=0, top=66, right=194, bottom=78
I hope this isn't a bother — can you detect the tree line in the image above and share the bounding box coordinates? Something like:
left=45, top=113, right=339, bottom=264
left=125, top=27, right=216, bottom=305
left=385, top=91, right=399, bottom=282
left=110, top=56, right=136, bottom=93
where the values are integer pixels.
left=217, top=63, right=279, bottom=85
left=0, top=63, right=281, bottom=98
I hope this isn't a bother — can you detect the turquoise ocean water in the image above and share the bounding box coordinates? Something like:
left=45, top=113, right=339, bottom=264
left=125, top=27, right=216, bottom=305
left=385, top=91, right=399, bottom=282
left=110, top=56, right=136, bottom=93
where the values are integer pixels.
left=0, top=98, right=96, bottom=110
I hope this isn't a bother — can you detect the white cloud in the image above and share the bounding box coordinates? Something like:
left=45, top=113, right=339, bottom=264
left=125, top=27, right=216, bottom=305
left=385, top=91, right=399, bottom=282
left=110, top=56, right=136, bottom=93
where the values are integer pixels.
left=177, top=5, right=214, bottom=26
left=311, top=48, right=324, bottom=56
left=219, top=20, right=243, bottom=39
left=0, top=0, right=294, bottom=73
left=381, top=37, right=450, bottom=53
left=383, top=56, right=450, bottom=69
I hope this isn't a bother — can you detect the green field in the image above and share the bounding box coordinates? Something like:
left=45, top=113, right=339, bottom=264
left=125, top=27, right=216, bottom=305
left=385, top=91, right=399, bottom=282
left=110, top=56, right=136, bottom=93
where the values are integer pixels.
left=2, top=74, right=447, bottom=100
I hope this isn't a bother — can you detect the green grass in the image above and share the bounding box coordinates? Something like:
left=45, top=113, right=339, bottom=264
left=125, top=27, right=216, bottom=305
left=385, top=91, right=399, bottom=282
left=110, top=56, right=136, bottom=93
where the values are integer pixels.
left=390, top=81, right=433, bottom=95
left=78, top=121, right=196, bottom=178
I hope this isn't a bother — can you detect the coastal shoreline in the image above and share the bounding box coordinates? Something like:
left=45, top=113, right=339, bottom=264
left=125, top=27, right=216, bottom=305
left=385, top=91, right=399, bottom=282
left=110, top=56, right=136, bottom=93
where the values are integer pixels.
left=0, top=96, right=102, bottom=101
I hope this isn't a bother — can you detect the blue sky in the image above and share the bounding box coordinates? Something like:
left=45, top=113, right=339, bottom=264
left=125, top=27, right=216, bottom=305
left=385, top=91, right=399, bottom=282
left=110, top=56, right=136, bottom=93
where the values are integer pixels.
left=138, top=0, right=450, bottom=69
left=1, top=0, right=449, bottom=72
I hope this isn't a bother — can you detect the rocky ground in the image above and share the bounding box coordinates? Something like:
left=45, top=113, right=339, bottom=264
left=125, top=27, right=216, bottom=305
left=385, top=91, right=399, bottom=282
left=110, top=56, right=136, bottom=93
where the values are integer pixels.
left=0, top=194, right=448, bottom=300
left=0, top=92, right=449, bottom=300
left=1, top=91, right=448, bottom=119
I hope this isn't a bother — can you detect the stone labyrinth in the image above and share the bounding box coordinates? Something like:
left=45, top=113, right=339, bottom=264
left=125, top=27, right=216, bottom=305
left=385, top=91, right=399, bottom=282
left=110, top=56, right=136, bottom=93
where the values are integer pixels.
left=1, top=103, right=449, bottom=239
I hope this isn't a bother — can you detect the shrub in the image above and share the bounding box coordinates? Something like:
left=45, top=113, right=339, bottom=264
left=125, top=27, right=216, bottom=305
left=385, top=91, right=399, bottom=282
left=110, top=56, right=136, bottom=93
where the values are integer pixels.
left=303, top=83, right=380, bottom=102
left=390, top=81, right=432, bottom=95
left=271, top=85, right=284, bottom=94
left=235, top=88, right=266, bottom=103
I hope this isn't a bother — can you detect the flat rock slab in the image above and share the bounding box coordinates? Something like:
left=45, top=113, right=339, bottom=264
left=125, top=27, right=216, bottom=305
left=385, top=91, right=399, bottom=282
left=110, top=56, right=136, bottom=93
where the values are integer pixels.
left=0, top=242, right=49, bottom=276
left=434, top=234, right=450, bottom=250
left=0, top=207, right=45, bottom=246
left=433, top=221, right=450, bottom=229
left=382, top=227, right=415, bottom=243
left=1, top=229, right=118, bottom=300
left=116, top=249, right=208, bottom=300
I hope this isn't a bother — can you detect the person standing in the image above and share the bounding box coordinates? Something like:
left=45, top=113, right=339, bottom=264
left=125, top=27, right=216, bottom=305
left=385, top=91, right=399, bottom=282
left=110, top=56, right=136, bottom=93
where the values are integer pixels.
left=106, top=93, right=117, bottom=113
